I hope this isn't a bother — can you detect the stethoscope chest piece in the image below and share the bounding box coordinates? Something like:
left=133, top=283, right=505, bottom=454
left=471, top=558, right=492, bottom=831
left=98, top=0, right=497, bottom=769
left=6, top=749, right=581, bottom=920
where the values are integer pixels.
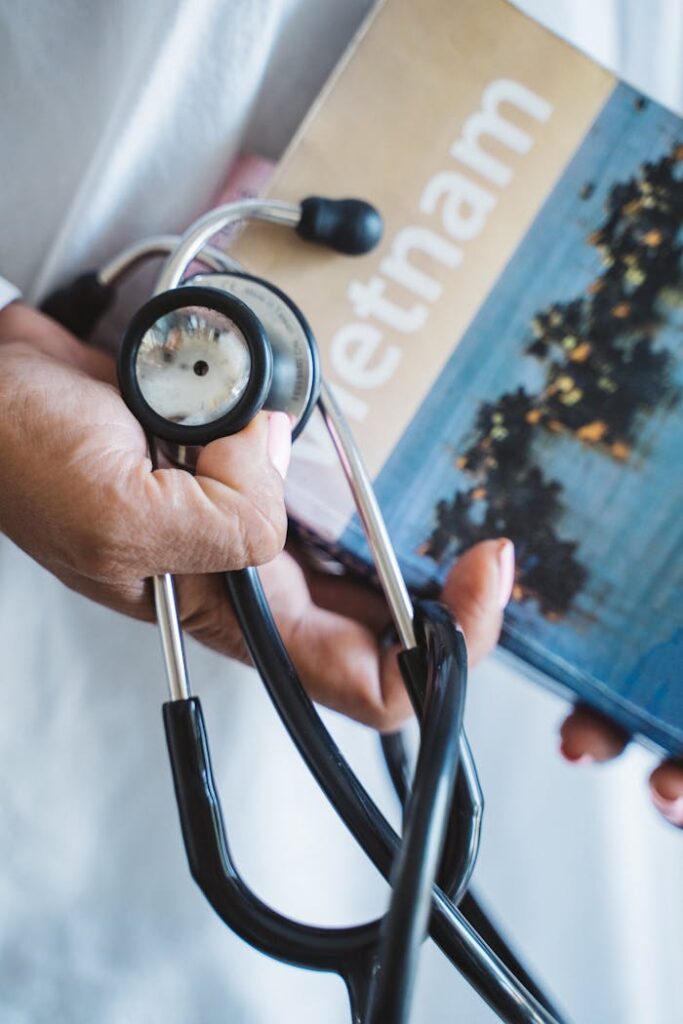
left=118, top=278, right=319, bottom=462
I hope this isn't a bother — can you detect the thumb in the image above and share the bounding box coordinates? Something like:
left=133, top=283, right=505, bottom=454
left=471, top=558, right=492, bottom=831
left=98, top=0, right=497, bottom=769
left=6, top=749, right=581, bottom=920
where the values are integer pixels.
left=440, top=538, right=514, bottom=665
left=126, top=412, right=292, bottom=576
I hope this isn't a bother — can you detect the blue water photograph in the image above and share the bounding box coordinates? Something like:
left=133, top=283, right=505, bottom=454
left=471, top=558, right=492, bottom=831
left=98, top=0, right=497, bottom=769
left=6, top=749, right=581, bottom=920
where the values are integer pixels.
left=341, top=83, right=683, bottom=750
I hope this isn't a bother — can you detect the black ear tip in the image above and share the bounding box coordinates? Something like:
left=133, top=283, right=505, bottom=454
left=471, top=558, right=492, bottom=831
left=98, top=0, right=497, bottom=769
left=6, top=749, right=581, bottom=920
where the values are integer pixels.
left=297, top=196, right=383, bottom=255
left=342, top=200, right=384, bottom=254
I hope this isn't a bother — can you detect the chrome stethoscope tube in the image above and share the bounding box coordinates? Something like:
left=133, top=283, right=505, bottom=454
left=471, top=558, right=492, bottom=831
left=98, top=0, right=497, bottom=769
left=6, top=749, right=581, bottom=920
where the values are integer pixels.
left=98, top=235, right=242, bottom=286
left=150, top=204, right=303, bottom=706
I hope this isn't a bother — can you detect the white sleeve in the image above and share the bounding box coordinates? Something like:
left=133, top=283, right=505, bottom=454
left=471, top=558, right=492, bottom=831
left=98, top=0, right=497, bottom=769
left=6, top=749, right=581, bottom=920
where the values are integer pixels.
left=0, top=275, right=21, bottom=312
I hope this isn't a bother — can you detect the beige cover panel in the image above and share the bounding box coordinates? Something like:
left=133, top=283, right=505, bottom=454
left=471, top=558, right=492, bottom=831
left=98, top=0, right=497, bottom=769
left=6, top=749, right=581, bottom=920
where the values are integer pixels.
left=232, top=0, right=615, bottom=538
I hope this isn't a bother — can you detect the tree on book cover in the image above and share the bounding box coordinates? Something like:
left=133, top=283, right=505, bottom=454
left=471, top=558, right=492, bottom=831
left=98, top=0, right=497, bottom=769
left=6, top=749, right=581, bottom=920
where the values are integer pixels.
left=231, top=0, right=682, bottom=751
left=355, top=83, right=683, bottom=751
left=423, top=119, right=681, bottom=618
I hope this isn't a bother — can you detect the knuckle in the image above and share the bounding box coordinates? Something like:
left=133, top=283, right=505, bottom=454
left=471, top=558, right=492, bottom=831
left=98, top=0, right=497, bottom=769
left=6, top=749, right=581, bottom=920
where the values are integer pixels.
left=460, top=585, right=491, bottom=633
left=234, top=491, right=287, bottom=567
left=177, top=577, right=250, bottom=662
left=191, top=613, right=250, bottom=662
left=368, top=697, right=412, bottom=733
left=68, top=494, right=134, bottom=584
left=344, top=669, right=408, bottom=732
left=73, top=532, right=128, bottom=583
left=460, top=594, right=499, bottom=661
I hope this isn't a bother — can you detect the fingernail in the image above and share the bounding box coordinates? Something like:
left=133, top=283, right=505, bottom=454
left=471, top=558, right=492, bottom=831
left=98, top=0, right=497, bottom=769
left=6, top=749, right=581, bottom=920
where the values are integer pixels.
left=496, top=539, right=515, bottom=609
left=559, top=740, right=595, bottom=765
left=651, top=785, right=683, bottom=826
left=651, top=792, right=683, bottom=826
left=267, top=412, right=291, bottom=479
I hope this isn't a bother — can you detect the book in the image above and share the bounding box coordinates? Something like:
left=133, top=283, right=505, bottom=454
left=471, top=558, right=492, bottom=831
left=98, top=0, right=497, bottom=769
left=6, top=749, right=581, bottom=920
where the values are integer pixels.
left=232, top=0, right=683, bottom=755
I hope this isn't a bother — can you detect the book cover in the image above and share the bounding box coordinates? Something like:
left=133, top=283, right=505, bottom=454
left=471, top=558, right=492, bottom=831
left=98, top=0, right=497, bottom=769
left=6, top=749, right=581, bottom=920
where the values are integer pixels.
left=233, top=0, right=683, bottom=754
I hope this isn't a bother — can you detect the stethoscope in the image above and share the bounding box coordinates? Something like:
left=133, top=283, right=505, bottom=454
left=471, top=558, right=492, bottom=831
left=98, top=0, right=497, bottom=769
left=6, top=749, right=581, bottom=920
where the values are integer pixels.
left=42, top=196, right=567, bottom=1024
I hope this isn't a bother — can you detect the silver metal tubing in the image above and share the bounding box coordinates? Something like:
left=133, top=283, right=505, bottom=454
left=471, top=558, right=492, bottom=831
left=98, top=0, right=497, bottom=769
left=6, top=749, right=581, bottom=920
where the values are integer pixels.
left=153, top=574, right=191, bottom=701
left=145, top=203, right=300, bottom=701
left=318, top=382, right=483, bottom=897
left=98, top=235, right=241, bottom=288
left=98, top=233, right=239, bottom=703
left=317, top=381, right=416, bottom=651
left=154, top=199, right=301, bottom=293
left=137, top=207, right=299, bottom=702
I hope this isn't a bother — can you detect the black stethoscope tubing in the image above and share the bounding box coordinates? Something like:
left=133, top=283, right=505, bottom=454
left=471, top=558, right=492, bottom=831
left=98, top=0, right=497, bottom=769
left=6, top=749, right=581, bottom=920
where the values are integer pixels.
left=163, top=573, right=468, bottom=1020
left=364, top=603, right=468, bottom=1021
left=380, top=731, right=561, bottom=1016
left=222, top=566, right=565, bottom=1024
left=161, top=553, right=564, bottom=1023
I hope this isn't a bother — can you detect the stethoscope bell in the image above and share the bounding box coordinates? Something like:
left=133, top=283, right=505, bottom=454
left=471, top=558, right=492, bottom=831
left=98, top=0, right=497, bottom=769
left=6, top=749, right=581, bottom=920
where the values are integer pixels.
left=118, top=279, right=320, bottom=466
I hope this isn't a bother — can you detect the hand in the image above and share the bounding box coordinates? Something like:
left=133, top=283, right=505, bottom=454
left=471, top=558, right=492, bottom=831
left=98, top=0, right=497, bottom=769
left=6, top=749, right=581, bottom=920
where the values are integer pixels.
left=0, top=303, right=511, bottom=729
left=560, top=707, right=683, bottom=828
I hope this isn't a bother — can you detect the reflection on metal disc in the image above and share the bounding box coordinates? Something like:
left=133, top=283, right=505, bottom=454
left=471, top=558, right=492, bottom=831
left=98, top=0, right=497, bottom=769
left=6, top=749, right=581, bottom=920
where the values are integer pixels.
left=135, top=306, right=251, bottom=425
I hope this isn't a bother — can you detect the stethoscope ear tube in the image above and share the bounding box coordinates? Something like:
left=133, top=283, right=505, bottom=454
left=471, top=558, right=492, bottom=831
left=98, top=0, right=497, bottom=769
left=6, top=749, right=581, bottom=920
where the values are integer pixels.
left=395, top=639, right=483, bottom=907
left=379, top=730, right=559, bottom=1017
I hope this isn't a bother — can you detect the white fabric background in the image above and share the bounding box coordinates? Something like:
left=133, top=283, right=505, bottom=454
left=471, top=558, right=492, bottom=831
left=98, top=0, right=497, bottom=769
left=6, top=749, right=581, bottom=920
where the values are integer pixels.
left=0, top=1, right=681, bottom=1021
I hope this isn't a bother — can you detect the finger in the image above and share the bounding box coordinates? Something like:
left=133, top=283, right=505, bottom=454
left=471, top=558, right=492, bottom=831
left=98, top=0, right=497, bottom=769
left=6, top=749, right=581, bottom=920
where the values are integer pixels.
left=151, top=412, right=290, bottom=573
left=262, top=539, right=513, bottom=727
left=285, top=599, right=413, bottom=730
left=91, top=413, right=291, bottom=581
left=299, top=557, right=391, bottom=633
left=292, top=537, right=513, bottom=727
left=195, top=537, right=515, bottom=731
left=559, top=705, right=629, bottom=763
left=262, top=554, right=413, bottom=730
left=178, top=553, right=412, bottom=731
left=0, top=302, right=117, bottom=383
left=176, top=573, right=252, bottom=666
left=649, top=761, right=683, bottom=827
left=441, top=538, right=514, bottom=665
left=302, top=536, right=515, bottom=662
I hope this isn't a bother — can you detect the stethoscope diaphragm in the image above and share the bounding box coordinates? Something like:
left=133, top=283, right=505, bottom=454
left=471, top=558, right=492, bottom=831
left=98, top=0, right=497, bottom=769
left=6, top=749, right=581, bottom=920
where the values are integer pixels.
left=118, top=278, right=320, bottom=453
left=119, top=285, right=273, bottom=446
